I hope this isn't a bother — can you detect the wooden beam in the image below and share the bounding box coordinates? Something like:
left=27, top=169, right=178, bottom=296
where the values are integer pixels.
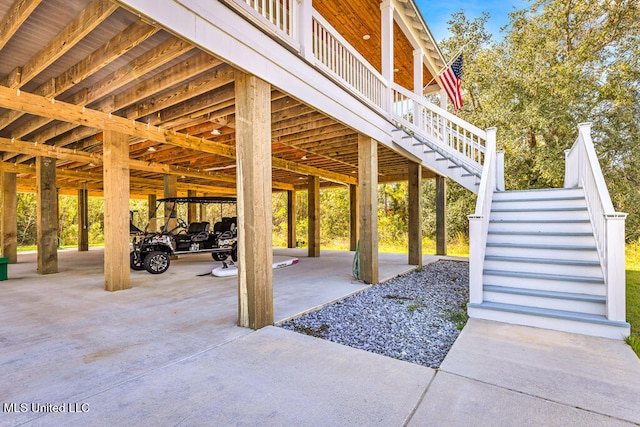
left=349, top=183, right=358, bottom=251
left=0, top=87, right=356, bottom=185
left=36, top=156, right=58, bottom=274
left=358, top=134, right=378, bottom=284
left=236, top=73, right=273, bottom=329
left=0, top=170, right=18, bottom=263
left=78, top=185, right=89, bottom=251
left=1, top=19, right=159, bottom=132
left=7, top=35, right=194, bottom=146
left=308, top=175, right=320, bottom=257
left=436, top=174, right=447, bottom=256
left=287, top=189, right=296, bottom=248
left=408, top=161, right=422, bottom=266
left=0, top=0, right=43, bottom=52
left=1, top=0, right=118, bottom=89
left=103, top=130, right=130, bottom=291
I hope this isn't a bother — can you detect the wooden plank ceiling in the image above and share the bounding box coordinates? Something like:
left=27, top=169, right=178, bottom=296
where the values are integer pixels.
left=0, top=0, right=434, bottom=197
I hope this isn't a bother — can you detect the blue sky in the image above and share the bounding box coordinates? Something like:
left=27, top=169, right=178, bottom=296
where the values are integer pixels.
left=415, top=0, right=529, bottom=43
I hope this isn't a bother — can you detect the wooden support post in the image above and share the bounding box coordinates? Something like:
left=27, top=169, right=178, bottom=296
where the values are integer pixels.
left=408, top=162, right=422, bottom=266
left=187, top=189, right=197, bottom=224
left=103, top=130, right=130, bottom=291
left=236, top=72, right=273, bottom=329
left=358, top=134, right=378, bottom=284
left=164, top=174, right=177, bottom=232
left=147, top=193, right=157, bottom=233
left=199, top=196, right=207, bottom=223
left=349, top=183, right=359, bottom=251
left=0, top=171, right=18, bottom=263
left=308, top=176, right=320, bottom=257
left=36, top=157, right=58, bottom=274
left=78, top=184, right=89, bottom=251
left=287, top=189, right=296, bottom=248
left=436, top=174, right=447, bottom=256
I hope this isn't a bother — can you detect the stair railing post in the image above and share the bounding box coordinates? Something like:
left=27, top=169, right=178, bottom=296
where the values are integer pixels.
left=297, top=0, right=313, bottom=62
left=496, top=150, right=505, bottom=191
left=468, top=215, right=484, bottom=304
left=605, top=213, right=628, bottom=322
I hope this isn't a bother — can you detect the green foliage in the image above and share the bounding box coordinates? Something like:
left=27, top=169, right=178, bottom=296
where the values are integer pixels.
left=443, top=1, right=640, bottom=240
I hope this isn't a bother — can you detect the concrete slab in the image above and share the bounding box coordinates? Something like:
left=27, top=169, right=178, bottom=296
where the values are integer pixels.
left=410, top=371, right=635, bottom=426
left=14, top=327, right=433, bottom=426
left=439, top=319, right=640, bottom=424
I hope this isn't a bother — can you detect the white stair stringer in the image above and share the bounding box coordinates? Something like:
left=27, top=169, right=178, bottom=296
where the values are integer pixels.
left=468, top=188, right=631, bottom=339
left=390, top=125, right=482, bottom=194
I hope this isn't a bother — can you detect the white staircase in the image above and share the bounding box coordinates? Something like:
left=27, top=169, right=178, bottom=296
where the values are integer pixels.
left=468, top=188, right=630, bottom=339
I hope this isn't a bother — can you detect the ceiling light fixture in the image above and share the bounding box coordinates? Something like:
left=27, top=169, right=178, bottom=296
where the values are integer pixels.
left=301, top=155, right=308, bottom=160
left=211, top=129, right=221, bottom=135
left=147, top=146, right=156, bottom=152
left=363, top=34, right=370, bottom=40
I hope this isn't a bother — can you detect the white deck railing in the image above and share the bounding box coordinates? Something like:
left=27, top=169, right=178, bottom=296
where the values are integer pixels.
left=233, top=0, right=298, bottom=45
left=311, top=11, right=387, bottom=112
left=391, top=83, right=486, bottom=171
left=467, top=128, right=498, bottom=304
left=564, top=123, right=627, bottom=322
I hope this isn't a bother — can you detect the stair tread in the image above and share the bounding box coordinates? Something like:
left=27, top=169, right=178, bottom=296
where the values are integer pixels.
left=483, top=269, right=604, bottom=283
left=468, top=301, right=629, bottom=327
left=484, top=255, right=600, bottom=267
left=486, top=242, right=596, bottom=250
left=493, top=196, right=585, bottom=203
left=490, top=219, right=590, bottom=223
left=488, top=231, right=592, bottom=237
left=483, top=285, right=605, bottom=302
left=491, top=207, right=587, bottom=212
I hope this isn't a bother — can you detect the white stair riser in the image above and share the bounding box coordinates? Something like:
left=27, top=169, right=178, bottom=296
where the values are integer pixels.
left=484, top=259, right=603, bottom=277
left=483, top=273, right=605, bottom=296
left=493, top=189, right=585, bottom=201
left=488, top=222, right=592, bottom=233
left=483, top=291, right=605, bottom=315
left=467, top=306, right=630, bottom=340
left=487, top=233, right=595, bottom=246
left=485, top=245, right=600, bottom=261
left=490, top=210, right=590, bottom=221
left=493, top=199, right=586, bottom=209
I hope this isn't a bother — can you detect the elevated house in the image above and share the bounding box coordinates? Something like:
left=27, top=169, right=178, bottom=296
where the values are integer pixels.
left=0, top=0, right=629, bottom=338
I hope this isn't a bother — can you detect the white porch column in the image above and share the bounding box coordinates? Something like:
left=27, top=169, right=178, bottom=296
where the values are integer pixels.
left=381, top=0, right=394, bottom=110
left=413, top=49, right=424, bottom=128
left=298, top=0, right=313, bottom=61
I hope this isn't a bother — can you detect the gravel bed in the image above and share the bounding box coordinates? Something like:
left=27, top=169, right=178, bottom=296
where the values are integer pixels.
left=279, top=259, right=469, bottom=368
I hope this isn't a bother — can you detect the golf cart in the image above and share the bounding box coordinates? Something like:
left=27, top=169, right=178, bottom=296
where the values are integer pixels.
left=130, top=196, right=238, bottom=274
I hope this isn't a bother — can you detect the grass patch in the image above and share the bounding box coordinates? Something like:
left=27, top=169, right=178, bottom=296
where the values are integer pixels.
left=626, top=269, right=640, bottom=358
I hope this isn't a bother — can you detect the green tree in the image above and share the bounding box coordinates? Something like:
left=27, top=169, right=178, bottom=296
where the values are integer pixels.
left=443, top=0, right=640, bottom=240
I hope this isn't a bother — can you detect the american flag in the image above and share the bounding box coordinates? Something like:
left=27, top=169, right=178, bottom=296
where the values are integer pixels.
left=440, top=54, right=463, bottom=114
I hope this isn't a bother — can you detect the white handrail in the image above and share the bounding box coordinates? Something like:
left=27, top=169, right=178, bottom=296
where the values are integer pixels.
left=564, top=122, right=627, bottom=322
left=468, top=128, right=497, bottom=304
left=311, top=11, right=388, bottom=111
left=391, top=83, right=486, bottom=171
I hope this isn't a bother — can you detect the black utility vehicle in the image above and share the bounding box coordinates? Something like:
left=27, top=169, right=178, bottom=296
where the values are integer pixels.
left=130, top=196, right=237, bottom=274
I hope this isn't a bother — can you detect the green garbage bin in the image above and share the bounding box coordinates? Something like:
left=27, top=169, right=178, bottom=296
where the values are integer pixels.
left=0, top=257, right=8, bottom=281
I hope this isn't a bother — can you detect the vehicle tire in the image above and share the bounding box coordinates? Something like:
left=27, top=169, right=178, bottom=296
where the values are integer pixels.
left=231, top=247, right=238, bottom=262
left=211, top=252, right=227, bottom=261
left=143, top=250, right=170, bottom=274
left=130, top=251, right=145, bottom=271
